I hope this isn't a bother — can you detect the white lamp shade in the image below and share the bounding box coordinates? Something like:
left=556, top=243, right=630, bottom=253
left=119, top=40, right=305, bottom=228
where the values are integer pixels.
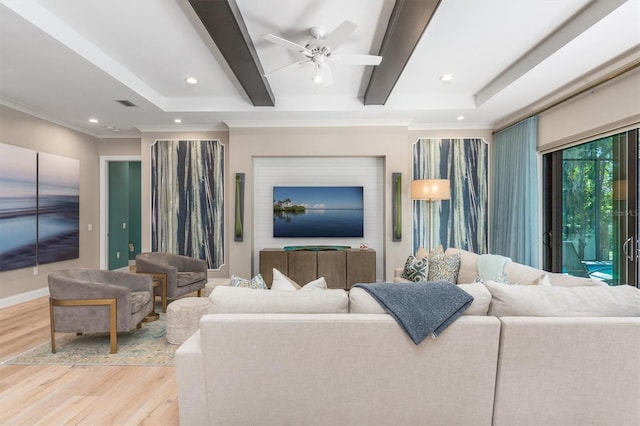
left=411, top=179, right=451, bottom=201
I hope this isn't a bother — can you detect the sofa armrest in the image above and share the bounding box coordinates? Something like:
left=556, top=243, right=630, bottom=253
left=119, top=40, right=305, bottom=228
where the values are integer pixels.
left=175, top=330, right=209, bottom=426
left=174, top=254, right=208, bottom=273
left=49, top=278, right=133, bottom=332
left=136, top=256, right=178, bottom=285
left=90, top=270, right=153, bottom=293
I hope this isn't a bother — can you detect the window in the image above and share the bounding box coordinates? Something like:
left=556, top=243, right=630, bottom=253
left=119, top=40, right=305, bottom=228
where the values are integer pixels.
left=543, top=128, right=639, bottom=286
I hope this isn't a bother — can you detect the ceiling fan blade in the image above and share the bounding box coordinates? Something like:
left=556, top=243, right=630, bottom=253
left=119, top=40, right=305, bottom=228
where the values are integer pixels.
left=332, top=54, right=382, bottom=66
left=318, top=63, right=333, bottom=86
left=264, top=59, right=311, bottom=76
left=323, top=20, right=357, bottom=50
left=263, top=34, right=312, bottom=56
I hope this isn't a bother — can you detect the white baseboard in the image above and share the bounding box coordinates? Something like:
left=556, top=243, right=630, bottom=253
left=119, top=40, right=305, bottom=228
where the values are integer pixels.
left=0, top=287, right=49, bottom=309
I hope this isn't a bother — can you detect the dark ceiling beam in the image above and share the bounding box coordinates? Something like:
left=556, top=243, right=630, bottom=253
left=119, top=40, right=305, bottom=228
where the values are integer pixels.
left=364, top=0, right=442, bottom=105
left=188, top=0, right=274, bottom=106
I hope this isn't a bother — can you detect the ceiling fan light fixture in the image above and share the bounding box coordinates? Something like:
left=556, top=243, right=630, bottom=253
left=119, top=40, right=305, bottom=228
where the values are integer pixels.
left=311, top=65, right=322, bottom=84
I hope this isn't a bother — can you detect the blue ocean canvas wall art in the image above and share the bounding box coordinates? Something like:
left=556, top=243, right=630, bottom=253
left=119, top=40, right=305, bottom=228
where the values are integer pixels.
left=273, top=186, right=364, bottom=238
left=0, top=143, right=37, bottom=271
left=37, top=152, right=80, bottom=264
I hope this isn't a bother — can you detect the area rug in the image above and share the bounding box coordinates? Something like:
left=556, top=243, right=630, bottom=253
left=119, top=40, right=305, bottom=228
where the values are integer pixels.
left=3, top=314, right=176, bottom=367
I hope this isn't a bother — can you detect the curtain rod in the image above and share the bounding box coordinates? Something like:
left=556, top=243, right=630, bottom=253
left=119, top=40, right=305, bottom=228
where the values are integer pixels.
left=493, top=59, right=640, bottom=134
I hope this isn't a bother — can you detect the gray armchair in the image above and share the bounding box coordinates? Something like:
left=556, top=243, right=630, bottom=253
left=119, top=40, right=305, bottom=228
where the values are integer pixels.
left=135, top=252, right=207, bottom=312
left=48, top=268, right=154, bottom=354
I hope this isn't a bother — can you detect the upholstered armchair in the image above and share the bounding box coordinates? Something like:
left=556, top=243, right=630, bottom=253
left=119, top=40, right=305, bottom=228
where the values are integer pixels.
left=48, top=268, right=154, bottom=354
left=135, top=252, right=207, bottom=313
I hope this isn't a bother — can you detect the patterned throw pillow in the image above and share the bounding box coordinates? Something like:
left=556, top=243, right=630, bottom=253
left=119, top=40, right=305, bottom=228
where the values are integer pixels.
left=402, top=255, right=429, bottom=282
left=230, top=273, right=268, bottom=289
left=427, top=247, right=461, bottom=284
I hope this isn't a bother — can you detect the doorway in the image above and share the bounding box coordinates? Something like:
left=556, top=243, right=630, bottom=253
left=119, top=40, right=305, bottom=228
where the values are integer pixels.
left=100, top=156, right=142, bottom=270
left=543, top=128, right=639, bottom=286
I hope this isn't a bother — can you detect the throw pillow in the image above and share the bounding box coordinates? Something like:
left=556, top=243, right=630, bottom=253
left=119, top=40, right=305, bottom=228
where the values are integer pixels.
left=270, top=269, right=327, bottom=291
left=230, top=273, right=268, bottom=290
left=527, top=273, right=552, bottom=286
left=299, top=277, right=328, bottom=291
left=271, top=268, right=301, bottom=290
left=401, top=255, right=429, bottom=282
left=416, top=246, right=429, bottom=260
left=427, top=247, right=461, bottom=284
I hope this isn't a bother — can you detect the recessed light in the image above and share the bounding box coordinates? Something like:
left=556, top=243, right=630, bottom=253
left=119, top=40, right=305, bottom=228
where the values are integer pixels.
left=185, top=77, right=198, bottom=85
left=174, top=118, right=182, bottom=123
left=440, top=74, right=453, bottom=82
left=89, top=118, right=99, bottom=124
left=457, top=116, right=465, bottom=120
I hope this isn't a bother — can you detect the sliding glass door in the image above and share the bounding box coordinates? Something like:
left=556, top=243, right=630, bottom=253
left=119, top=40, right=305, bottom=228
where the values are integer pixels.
left=543, top=128, right=638, bottom=286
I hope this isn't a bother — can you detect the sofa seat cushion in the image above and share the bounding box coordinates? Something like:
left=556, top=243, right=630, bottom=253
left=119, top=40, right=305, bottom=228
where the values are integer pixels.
left=485, top=280, right=640, bottom=317
left=209, top=286, right=348, bottom=314
left=131, top=291, right=152, bottom=314
left=177, top=271, right=207, bottom=287
left=350, top=283, right=491, bottom=316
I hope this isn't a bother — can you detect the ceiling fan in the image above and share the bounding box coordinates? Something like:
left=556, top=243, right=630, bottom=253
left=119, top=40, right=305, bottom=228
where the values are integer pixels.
left=262, top=20, right=383, bottom=86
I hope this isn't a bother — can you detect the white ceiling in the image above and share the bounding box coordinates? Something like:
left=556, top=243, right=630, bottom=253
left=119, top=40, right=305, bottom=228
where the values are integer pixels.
left=0, top=0, right=638, bottom=138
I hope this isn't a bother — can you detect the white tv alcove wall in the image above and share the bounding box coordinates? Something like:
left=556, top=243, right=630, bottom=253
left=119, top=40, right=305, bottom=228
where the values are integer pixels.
left=253, top=156, right=384, bottom=281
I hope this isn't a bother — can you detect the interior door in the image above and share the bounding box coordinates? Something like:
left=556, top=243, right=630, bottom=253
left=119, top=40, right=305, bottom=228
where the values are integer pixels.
left=108, top=162, right=129, bottom=270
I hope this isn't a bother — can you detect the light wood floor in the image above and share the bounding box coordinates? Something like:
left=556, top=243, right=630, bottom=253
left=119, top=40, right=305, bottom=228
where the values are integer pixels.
left=0, top=297, right=179, bottom=425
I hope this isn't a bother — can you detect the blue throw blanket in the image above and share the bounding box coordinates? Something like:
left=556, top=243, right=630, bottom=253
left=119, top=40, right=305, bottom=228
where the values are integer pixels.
left=354, top=282, right=474, bottom=345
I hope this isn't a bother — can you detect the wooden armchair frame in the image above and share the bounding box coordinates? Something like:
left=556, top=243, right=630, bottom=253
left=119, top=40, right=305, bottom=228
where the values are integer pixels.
left=49, top=297, right=118, bottom=354
left=135, top=272, right=202, bottom=313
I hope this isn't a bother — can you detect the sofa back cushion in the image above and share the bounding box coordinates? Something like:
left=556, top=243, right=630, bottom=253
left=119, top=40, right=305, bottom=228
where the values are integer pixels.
left=485, top=280, right=640, bottom=317
left=349, top=283, right=491, bottom=316
left=197, top=313, right=500, bottom=426
left=208, top=286, right=348, bottom=314
left=445, top=248, right=479, bottom=284
left=493, top=317, right=640, bottom=426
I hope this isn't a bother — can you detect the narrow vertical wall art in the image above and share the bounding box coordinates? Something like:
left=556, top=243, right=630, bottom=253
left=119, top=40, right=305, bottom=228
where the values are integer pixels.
left=152, top=140, right=224, bottom=269
left=392, top=172, right=402, bottom=241
left=234, top=173, right=244, bottom=242
left=412, top=138, right=488, bottom=254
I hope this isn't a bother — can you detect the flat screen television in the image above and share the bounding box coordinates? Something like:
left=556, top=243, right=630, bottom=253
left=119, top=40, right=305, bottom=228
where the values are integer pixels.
left=273, top=186, right=364, bottom=238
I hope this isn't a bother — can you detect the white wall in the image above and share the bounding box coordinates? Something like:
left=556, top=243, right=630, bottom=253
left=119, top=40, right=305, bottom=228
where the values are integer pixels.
left=253, top=156, right=384, bottom=280
left=229, top=126, right=413, bottom=281
left=0, top=106, right=101, bottom=303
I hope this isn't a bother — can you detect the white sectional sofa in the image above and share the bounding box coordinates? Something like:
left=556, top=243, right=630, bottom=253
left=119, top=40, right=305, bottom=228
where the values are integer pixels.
left=176, top=250, right=640, bottom=426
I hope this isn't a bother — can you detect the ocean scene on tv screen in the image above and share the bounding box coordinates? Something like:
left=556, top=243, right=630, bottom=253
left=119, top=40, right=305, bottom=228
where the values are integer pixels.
left=273, top=186, right=364, bottom=238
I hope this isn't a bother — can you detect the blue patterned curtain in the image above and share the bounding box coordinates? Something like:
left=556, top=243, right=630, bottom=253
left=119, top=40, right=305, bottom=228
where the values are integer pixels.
left=152, top=140, right=224, bottom=269
left=413, top=138, right=488, bottom=254
left=490, top=116, right=539, bottom=266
